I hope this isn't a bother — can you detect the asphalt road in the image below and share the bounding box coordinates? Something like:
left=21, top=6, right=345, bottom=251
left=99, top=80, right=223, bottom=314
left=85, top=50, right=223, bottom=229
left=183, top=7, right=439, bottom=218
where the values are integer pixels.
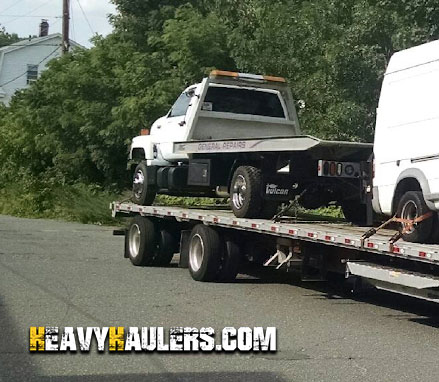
left=1, top=214, right=439, bottom=382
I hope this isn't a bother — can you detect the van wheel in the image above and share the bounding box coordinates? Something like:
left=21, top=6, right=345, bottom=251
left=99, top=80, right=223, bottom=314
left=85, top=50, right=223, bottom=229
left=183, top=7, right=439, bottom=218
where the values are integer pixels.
left=127, top=216, right=156, bottom=266
left=396, top=191, right=433, bottom=243
left=230, top=166, right=263, bottom=218
left=132, top=162, right=156, bottom=205
left=188, top=225, right=222, bottom=282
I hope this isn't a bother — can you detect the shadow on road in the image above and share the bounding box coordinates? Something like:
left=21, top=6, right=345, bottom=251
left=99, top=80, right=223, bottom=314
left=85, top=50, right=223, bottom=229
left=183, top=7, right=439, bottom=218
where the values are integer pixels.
left=237, top=263, right=439, bottom=327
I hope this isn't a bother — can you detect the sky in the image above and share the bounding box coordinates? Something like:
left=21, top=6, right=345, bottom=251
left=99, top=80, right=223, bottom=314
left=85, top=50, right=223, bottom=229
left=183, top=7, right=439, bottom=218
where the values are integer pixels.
left=0, top=0, right=117, bottom=47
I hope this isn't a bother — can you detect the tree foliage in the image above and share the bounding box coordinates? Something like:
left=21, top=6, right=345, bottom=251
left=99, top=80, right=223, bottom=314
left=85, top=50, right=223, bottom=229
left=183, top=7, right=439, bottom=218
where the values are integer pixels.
left=0, top=1, right=438, bottom=192
left=0, top=25, right=20, bottom=47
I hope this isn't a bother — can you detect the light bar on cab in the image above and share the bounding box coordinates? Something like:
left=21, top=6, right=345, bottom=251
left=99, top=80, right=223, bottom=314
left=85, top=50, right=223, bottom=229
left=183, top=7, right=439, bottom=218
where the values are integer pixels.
left=210, top=70, right=286, bottom=83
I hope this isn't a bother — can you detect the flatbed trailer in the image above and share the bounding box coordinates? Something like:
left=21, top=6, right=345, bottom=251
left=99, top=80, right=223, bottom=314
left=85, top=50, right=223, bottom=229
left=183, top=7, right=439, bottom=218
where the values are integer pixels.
left=112, top=202, right=439, bottom=303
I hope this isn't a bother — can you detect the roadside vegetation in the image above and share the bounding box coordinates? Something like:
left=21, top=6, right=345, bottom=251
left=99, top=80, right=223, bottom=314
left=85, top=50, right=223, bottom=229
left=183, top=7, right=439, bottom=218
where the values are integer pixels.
left=0, top=0, right=438, bottom=223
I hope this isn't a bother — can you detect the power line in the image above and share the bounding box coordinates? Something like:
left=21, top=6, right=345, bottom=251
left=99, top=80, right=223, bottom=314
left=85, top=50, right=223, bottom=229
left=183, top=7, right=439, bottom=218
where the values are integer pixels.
left=0, top=45, right=60, bottom=87
left=1, top=0, right=53, bottom=25
left=75, top=0, right=94, bottom=35
left=70, top=0, right=76, bottom=42
left=0, top=0, right=27, bottom=15
left=0, top=15, right=62, bottom=19
left=2, top=43, right=62, bottom=48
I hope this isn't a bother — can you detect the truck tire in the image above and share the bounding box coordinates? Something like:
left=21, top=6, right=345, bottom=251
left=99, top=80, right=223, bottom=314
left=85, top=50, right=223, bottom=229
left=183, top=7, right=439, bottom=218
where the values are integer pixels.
left=341, top=201, right=368, bottom=226
left=396, top=191, right=433, bottom=243
left=217, top=237, right=242, bottom=282
left=188, top=224, right=222, bottom=281
left=230, top=166, right=263, bottom=218
left=151, top=229, right=177, bottom=266
left=127, top=216, right=156, bottom=266
left=132, top=162, right=156, bottom=205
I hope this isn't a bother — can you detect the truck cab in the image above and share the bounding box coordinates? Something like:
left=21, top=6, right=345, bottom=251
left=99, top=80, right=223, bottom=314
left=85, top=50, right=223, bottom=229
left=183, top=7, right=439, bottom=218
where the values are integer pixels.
left=130, top=71, right=300, bottom=167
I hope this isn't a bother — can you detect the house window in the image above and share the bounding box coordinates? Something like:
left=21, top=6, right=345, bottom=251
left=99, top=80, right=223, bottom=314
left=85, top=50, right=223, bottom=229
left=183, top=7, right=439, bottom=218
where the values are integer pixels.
left=27, top=65, right=39, bottom=84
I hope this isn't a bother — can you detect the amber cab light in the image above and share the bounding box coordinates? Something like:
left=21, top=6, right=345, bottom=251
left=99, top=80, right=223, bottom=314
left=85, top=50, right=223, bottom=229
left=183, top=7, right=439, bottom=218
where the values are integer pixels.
left=140, top=129, right=150, bottom=136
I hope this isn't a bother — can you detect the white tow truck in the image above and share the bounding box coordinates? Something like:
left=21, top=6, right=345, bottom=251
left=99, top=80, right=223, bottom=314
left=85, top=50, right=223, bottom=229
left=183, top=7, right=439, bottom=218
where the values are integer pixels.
left=112, top=40, right=439, bottom=304
left=129, top=69, right=373, bottom=225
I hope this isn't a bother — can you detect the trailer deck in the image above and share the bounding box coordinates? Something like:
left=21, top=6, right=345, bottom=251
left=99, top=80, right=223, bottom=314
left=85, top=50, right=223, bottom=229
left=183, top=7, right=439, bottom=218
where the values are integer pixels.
left=112, top=202, right=439, bottom=266
left=112, top=202, right=439, bottom=302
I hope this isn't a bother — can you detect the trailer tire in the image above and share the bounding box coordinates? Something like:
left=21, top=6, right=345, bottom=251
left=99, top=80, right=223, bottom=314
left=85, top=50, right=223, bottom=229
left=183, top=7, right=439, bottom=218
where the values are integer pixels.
left=396, top=191, right=432, bottom=243
left=132, top=162, right=156, bottom=206
left=217, top=237, right=241, bottom=282
left=230, top=166, right=263, bottom=218
left=341, top=201, right=368, bottom=226
left=152, top=229, right=177, bottom=266
left=127, top=216, right=156, bottom=266
left=188, top=225, right=222, bottom=281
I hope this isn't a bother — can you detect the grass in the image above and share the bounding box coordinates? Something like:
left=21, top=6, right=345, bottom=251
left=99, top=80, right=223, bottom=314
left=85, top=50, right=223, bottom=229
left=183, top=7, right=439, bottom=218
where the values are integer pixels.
left=0, top=182, right=123, bottom=225
left=0, top=180, right=346, bottom=225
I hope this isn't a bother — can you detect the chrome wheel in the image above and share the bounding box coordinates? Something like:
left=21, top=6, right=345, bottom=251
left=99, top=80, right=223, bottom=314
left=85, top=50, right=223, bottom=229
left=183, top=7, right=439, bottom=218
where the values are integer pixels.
left=232, top=175, right=247, bottom=210
left=189, top=234, right=204, bottom=272
left=133, top=169, right=145, bottom=200
left=401, top=200, right=418, bottom=234
left=128, top=223, right=141, bottom=258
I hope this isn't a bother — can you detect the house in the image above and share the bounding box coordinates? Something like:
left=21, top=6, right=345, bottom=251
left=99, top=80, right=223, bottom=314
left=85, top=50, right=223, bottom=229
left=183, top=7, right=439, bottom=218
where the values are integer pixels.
left=0, top=21, right=83, bottom=105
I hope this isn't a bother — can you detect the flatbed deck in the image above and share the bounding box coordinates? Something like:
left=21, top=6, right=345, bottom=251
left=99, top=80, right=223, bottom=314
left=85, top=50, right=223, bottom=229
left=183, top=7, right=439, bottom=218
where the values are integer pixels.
left=112, top=202, right=439, bottom=266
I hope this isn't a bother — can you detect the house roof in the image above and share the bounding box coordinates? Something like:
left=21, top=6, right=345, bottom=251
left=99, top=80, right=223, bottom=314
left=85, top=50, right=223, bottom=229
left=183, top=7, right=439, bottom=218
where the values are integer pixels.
left=0, top=33, right=84, bottom=55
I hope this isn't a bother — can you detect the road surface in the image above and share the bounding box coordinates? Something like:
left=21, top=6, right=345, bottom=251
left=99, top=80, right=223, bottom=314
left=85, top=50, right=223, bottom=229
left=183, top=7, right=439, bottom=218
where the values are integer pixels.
left=0, top=215, right=438, bottom=381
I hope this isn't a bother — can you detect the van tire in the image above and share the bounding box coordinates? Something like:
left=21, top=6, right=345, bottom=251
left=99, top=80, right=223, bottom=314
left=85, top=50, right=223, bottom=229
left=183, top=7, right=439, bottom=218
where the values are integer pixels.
left=188, top=225, right=223, bottom=282
left=230, top=166, right=263, bottom=218
left=396, top=191, right=433, bottom=243
left=132, top=162, right=156, bottom=205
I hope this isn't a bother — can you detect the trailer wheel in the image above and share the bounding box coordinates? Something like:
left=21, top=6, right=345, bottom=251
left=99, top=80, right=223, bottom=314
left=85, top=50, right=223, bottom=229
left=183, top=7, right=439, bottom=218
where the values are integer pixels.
left=217, top=237, right=242, bottom=282
left=188, top=225, right=222, bottom=281
left=341, top=201, right=368, bottom=226
left=132, top=162, right=156, bottom=205
left=230, top=166, right=263, bottom=218
left=127, top=216, right=156, bottom=266
left=151, top=229, right=177, bottom=266
left=396, top=191, right=432, bottom=243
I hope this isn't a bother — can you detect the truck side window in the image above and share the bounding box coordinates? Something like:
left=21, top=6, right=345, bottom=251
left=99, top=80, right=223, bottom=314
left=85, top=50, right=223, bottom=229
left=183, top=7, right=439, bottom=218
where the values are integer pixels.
left=169, top=92, right=192, bottom=118
left=204, top=87, right=285, bottom=118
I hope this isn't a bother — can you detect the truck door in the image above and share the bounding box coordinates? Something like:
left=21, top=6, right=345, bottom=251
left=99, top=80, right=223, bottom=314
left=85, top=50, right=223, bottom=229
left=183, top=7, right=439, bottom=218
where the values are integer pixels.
left=155, top=87, right=197, bottom=160
left=154, top=87, right=197, bottom=161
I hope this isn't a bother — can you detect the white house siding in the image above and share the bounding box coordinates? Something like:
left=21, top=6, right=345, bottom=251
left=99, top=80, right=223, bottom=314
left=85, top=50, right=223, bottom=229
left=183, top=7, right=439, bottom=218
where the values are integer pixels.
left=0, top=34, right=82, bottom=106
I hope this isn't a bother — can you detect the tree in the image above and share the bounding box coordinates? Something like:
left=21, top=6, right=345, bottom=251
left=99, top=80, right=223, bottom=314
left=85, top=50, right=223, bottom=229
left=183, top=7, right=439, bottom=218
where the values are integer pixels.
left=0, top=25, right=20, bottom=47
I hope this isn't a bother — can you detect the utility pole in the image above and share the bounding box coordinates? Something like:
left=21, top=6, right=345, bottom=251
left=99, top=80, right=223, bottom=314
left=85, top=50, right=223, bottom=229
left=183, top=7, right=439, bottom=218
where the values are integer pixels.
left=62, top=0, right=70, bottom=55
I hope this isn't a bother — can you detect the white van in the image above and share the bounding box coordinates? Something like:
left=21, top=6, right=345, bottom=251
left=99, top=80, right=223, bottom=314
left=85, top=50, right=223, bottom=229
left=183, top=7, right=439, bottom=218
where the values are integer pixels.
left=373, top=40, right=439, bottom=242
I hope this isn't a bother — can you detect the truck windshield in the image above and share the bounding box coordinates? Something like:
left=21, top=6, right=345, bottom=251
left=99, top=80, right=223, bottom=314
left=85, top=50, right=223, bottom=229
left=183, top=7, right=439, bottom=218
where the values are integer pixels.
left=169, top=92, right=192, bottom=117
left=204, top=87, right=285, bottom=118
